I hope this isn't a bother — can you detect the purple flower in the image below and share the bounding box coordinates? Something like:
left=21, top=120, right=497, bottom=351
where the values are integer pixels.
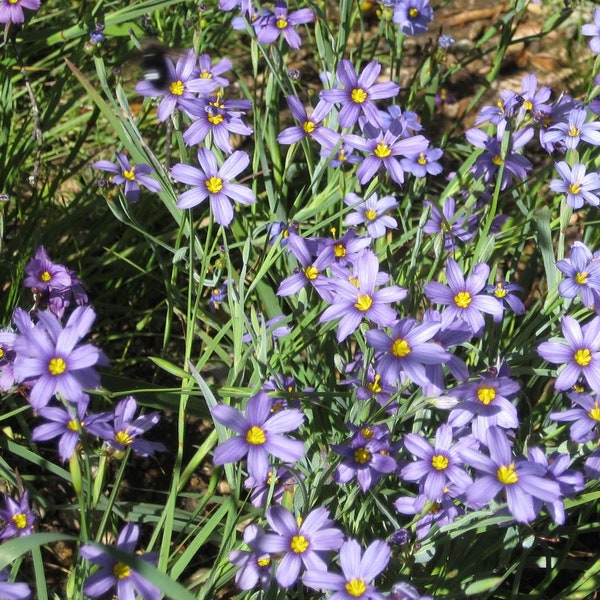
left=538, top=315, right=600, bottom=393
left=31, top=396, right=89, bottom=462
left=229, top=525, right=273, bottom=590
left=0, top=0, right=39, bottom=23
left=400, top=147, right=443, bottom=178
left=244, top=466, right=299, bottom=507
left=80, top=522, right=160, bottom=600
left=92, top=153, right=162, bottom=203
left=0, top=491, right=36, bottom=539
left=582, top=8, right=600, bottom=54
left=484, top=281, right=525, bottom=320
left=556, top=241, right=600, bottom=307
left=549, top=161, right=600, bottom=209
left=315, top=229, right=372, bottom=269
left=277, top=95, right=340, bottom=149
left=438, top=34, right=454, bottom=49
left=303, top=538, right=390, bottom=600
left=354, top=366, right=399, bottom=411
left=447, top=372, right=521, bottom=442
left=135, top=48, right=215, bottom=121
left=527, top=447, right=584, bottom=525
left=319, top=250, right=407, bottom=342
left=256, top=1, right=314, bottom=49
left=475, top=89, right=519, bottom=126
left=466, top=121, right=534, bottom=189
left=258, top=505, right=344, bottom=587
left=424, top=259, right=503, bottom=335
left=211, top=390, right=305, bottom=480
left=550, top=391, right=600, bottom=443
left=0, top=570, right=31, bottom=600
left=400, top=424, right=474, bottom=500
left=390, top=581, right=433, bottom=600
left=422, top=197, right=474, bottom=251
left=344, top=127, right=430, bottom=185
left=23, top=246, right=72, bottom=293
left=344, top=192, right=398, bottom=238
left=86, top=396, right=166, bottom=457
left=517, top=73, right=552, bottom=119
left=196, top=54, right=232, bottom=88
left=333, top=428, right=398, bottom=492
left=320, top=60, right=400, bottom=128
left=13, top=306, right=107, bottom=409
left=543, top=107, right=600, bottom=151
left=366, top=318, right=450, bottom=387
left=459, top=427, right=561, bottom=523
left=323, top=143, right=362, bottom=168
left=392, top=0, right=434, bottom=36
left=171, top=148, right=255, bottom=226
left=183, top=95, right=254, bottom=153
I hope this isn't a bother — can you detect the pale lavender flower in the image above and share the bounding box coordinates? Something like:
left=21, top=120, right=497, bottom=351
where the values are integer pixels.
left=424, top=259, right=503, bottom=335
left=13, top=306, right=107, bottom=409
left=0, top=491, right=36, bottom=539
left=538, top=315, right=600, bottom=393
left=0, top=570, right=31, bottom=600
left=582, top=8, right=600, bottom=54
left=320, top=60, right=400, bottom=128
left=258, top=506, right=344, bottom=587
left=475, top=89, right=519, bottom=126
left=196, top=54, right=232, bottom=88
left=550, top=391, right=600, bottom=443
left=319, top=250, right=407, bottom=342
left=171, top=148, right=255, bottom=226
left=400, top=424, right=474, bottom=500
left=80, top=522, right=160, bottom=600
left=392, top=0, right=434, bottom=35
left=390, top=581, right=433, bottom=600
left=257, top=0, right=314, bottom=49
left=484, top=282, right=525, bottom=320
left=460, top=427, right=561, bottom=523
left=400, top=147, right=443, bottom=178
left=556, top=241, right=600, bottom=307
left=549, top=161, right=600, bottom=209
left=543, top=107, right=600, bottom=151
left=438, top=34, right=454, bottom=49
left=314, top=228, right=372, bottom=269
left=23, top=246, right=72, bottom=294
left=229, top=525, right=273, bottom=590
left=0, top=0, right=39, bottom=23
left=303, top=538, right=390, bottom=600
left=365, top=318, right=450, bottom=386
left=344, top=192, right=398, bottom=238
left=517, top=73, right=552, bottom=118
left=244, top=466, right=299, bottom=507
left=277, top=96, right=340, bottom=150
left=92, top=153, right=162, bottom=203
left=211, top=390, right=305, bottom=480
left=422, top=197, right=474, bottom=251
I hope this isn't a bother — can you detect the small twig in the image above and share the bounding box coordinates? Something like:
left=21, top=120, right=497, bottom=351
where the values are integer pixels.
left=10, top=26, right=43, bottom=187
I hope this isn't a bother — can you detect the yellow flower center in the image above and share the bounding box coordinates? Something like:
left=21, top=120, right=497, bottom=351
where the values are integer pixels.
left=67, top=419, right=82, bottom=432
left=524, top=100, right=533, bottom=111
left=199, top=69, right=212, bottom=79
left=567, top=125, right=580, bottom=137
left=354, top=447, right=371, bottom=464
left=492, top=155, right=503, bottom=166
left=364, top=208, right=377, bottom=221
left=48, top=357, right=67, bottom=376
left=345, top=578, right=367, bottom=597
left=246, top=425, right=266, bottom=445
left=257, top=556, right=271, bottom=567
left=113, top=562, right=131, bottom=579
left=337, top=148, right=348, bottom=161
left=408, top=7, right=420, bottom=18
left=334, top=243, right=346, bottom=258
left=392, top=338, right=411, bottom=357
left=355, top=294, right=373, bottom=312
left=431, top=453, right=449, bottom=471
left=205, top=176, right=224, bottom=194
left=304, top=265, right=319, bottom=280
left=477, top=386, right=496, bottom=405
left=208, top=113, right=224, bottom=125
left=575, top=271, right=588, bottom=285
left=169, top=79, right=185, bottom=96
left=276, top=16, right=288, bottom=29
left=494, top=283, right=507, bottom=298
left=12, top=513, right=27, bottom=529
left=40, top=270, right=52, bottom=282
left=496, top=463, right=519, bottom=485
left=361, top=427, right=374, bottom=439
left=454, top=291, right=472, bottom=308
left=350, top=88, right=368, bottom=104
left=367, top=374, right=382, bottom=394
left=569, top=182, right=581, bottom=195
left=417, top=152, right=427, bottom=165
left=290, top=535, right=309, bottom=553
left=122, top=167, right=136, bottom=181
left=115, top=429, right=134, bottom=445
left=574, top=348, right=592, bottom=367
left=588, top=401, right=600, bottom=421
left=374, top=142, right=392, bottom=158
left=303, top=121, right=316, bottom=134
